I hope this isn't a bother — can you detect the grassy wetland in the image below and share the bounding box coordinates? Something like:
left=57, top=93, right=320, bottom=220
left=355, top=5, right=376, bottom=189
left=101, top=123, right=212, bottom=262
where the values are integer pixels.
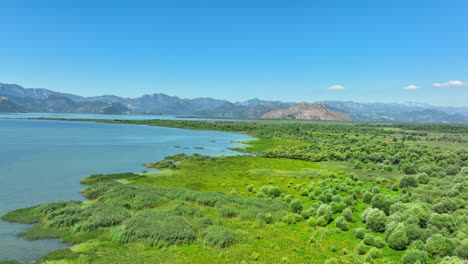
left=2, top=118, right=468, bottom=263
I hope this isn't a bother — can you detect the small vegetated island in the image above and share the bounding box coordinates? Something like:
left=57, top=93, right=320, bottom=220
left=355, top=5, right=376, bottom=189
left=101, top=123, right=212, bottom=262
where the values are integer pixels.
left=2, top=118, right=468, bottom=264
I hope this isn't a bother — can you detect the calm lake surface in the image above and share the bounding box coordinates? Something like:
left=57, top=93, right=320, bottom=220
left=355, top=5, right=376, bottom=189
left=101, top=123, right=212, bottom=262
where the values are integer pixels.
left=0, top=115, right=252, bottom=262
left=0, top=112, right=245, bottom=122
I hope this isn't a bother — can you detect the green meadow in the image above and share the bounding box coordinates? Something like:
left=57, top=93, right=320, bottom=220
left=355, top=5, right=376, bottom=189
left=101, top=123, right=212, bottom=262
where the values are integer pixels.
left=3, top=119, right=467, bottom=263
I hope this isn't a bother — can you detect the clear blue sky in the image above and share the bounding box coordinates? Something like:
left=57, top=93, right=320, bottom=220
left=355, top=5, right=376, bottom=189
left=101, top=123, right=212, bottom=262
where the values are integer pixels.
left=1, top=0, right=467, bottom=106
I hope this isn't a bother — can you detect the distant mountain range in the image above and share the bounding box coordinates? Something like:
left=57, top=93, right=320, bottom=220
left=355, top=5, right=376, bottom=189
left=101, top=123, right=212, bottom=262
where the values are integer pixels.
left=1, top=82, right=467, bottom=123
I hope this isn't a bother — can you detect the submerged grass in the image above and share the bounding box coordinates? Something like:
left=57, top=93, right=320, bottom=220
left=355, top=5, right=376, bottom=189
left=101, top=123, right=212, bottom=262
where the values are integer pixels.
left=1, top=206, right=42, bottom=224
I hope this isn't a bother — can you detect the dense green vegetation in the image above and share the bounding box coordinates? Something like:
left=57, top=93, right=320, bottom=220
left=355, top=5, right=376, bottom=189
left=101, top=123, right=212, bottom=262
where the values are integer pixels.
left=4, top=118, right=468, bottom=263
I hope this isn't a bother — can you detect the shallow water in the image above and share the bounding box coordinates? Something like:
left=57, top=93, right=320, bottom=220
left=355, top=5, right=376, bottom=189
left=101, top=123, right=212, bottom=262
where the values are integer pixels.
left=0, top=116, right=252, bottom=262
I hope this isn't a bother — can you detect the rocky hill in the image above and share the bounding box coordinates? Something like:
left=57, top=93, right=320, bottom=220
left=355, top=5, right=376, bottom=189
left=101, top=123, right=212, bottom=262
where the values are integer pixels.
left=262, top=102, right=351, bottom=121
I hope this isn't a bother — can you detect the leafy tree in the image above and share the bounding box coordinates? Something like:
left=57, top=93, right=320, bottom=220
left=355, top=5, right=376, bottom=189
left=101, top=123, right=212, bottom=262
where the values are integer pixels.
left=373, top=237, right=385, bottom=248
left=371, top=194, right=393, bottom=215
left=417, top=173, right=429, bottom=184
left=342, top=207, right=355, bottom=222
left=259, top=185, right=282, bottom=198
left=401, top=248, right=428, bottom=264
left=355, top=241, right=366, bottom=255
left=455, top=239, right=468, bottom=259
left=335, top=216, right=348, bottom=231
left=365, top=208, right=387, bottom=232
left=400, top=175, right=418, bottom=188
left=363, top=233, right=374, bottom=245
left=428, top=213, right=457, bottom=233
left=446, top=165, right=459, bottom=176
left=363, top=192, right=373, bottom=204
left=433, top=197, right=458, bottom=214
left=386, top=223, right=409, bottom=250
left=405, top=223, right=424, bottom=243
left=438, top=256, right=465, bottom=264
left=290, top=199, right=303, bottom=214
left=425, top=234, right=456, bottom=258
left=368, top=247, right=382, bottom=259
left=401, top=163, right=417, bottom=175
left=354, top=227, right=366, bottom=239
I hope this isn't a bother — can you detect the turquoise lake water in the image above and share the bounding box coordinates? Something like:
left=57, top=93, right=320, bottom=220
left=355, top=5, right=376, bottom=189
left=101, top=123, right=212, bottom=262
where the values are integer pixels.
left=0, top=115, right=252, bottom=262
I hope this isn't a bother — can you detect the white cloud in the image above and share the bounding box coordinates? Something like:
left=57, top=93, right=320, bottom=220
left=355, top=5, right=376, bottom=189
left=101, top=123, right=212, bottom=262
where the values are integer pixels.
left=403, top=85, right=420, bottom=90
left=327, top=85, right=345, bottom=90
left=432, top=80, right=465, bottom=88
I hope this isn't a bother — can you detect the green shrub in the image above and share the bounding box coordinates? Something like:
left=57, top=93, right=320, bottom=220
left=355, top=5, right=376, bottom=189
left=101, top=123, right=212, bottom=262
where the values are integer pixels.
left=401, top=248, right=428, bottom=264
left=425, top=234, right=455, bottom=258
left=342, top=207, right=355, bottom=222
left=247, top=184, right=254, bottom=192
left=290, top=199, right=303, bottom=213
left=365, top=208, right=387, bottom=232
left=301, top=207, right=315, bottom=219
left=354, top=227, right=366, bottom=239
left=264, top=213, right=273, bottom=224
left=325, top=258, right=338, bottom=264
left=131, top=192, right=168, bottom=209
left=371, top=194, right=393, bottom=215
left=316, top=215, right=331, bottom=227
left=405, top=223, right=423, bottom=243
left=330, top=202, right=346, bottom=214
left=37, top=201, right=81, bottom=214
left=316, top=203, right=330, bottom=217
left=401, top=163, right=417, bottom=175
left=363, top=192, right=373, bottom=204
left=48, top=214, right=84, bottom=228
left=433, top=197, right=458, bottom=214
left=202, top=226, right=236, bottom=248
left=428, top=213, right=457, bottom=233
left=373, top=237, right=385, bottom=248
left=391, top=183, right=399, bottom=191
left=417, top=173, right=429, bottom=184
left=438, top=256, right=465, bottom=264
left=172, top=204, right=204, bottom=217
left=344, top=196, right=354, bottom=207
left=456, top=239, right=468, bottom=259
left=195, top=193, right=221, bottom=206
left=446, top=165, right=459, bottom=175
left=368, top=247, right=382, bottom=259
left=116, top=210, right=195, bottom=246
left=335, top=216, right=348, bottom=231
left=217, top=206, right=237, bottom=218
left=81, top=182, right=119, bottom=198
left=307, top=217, right=316, bottom=227
left=371, top=186, right=380, bottom=194
left=400, top=175, right=418, bottom=188
left=356, top=241, right=366, bottom=255
left=195, top=217, right=213, bottom=229
left=363, top=233, right=374, bottom=245
left=72, top=204, right=130, bottom=232
left=386, top=223, right=409, bottom=250
left=313, top=187, right=323, bottom=196
left=259, top=185, right=282, bottom=198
